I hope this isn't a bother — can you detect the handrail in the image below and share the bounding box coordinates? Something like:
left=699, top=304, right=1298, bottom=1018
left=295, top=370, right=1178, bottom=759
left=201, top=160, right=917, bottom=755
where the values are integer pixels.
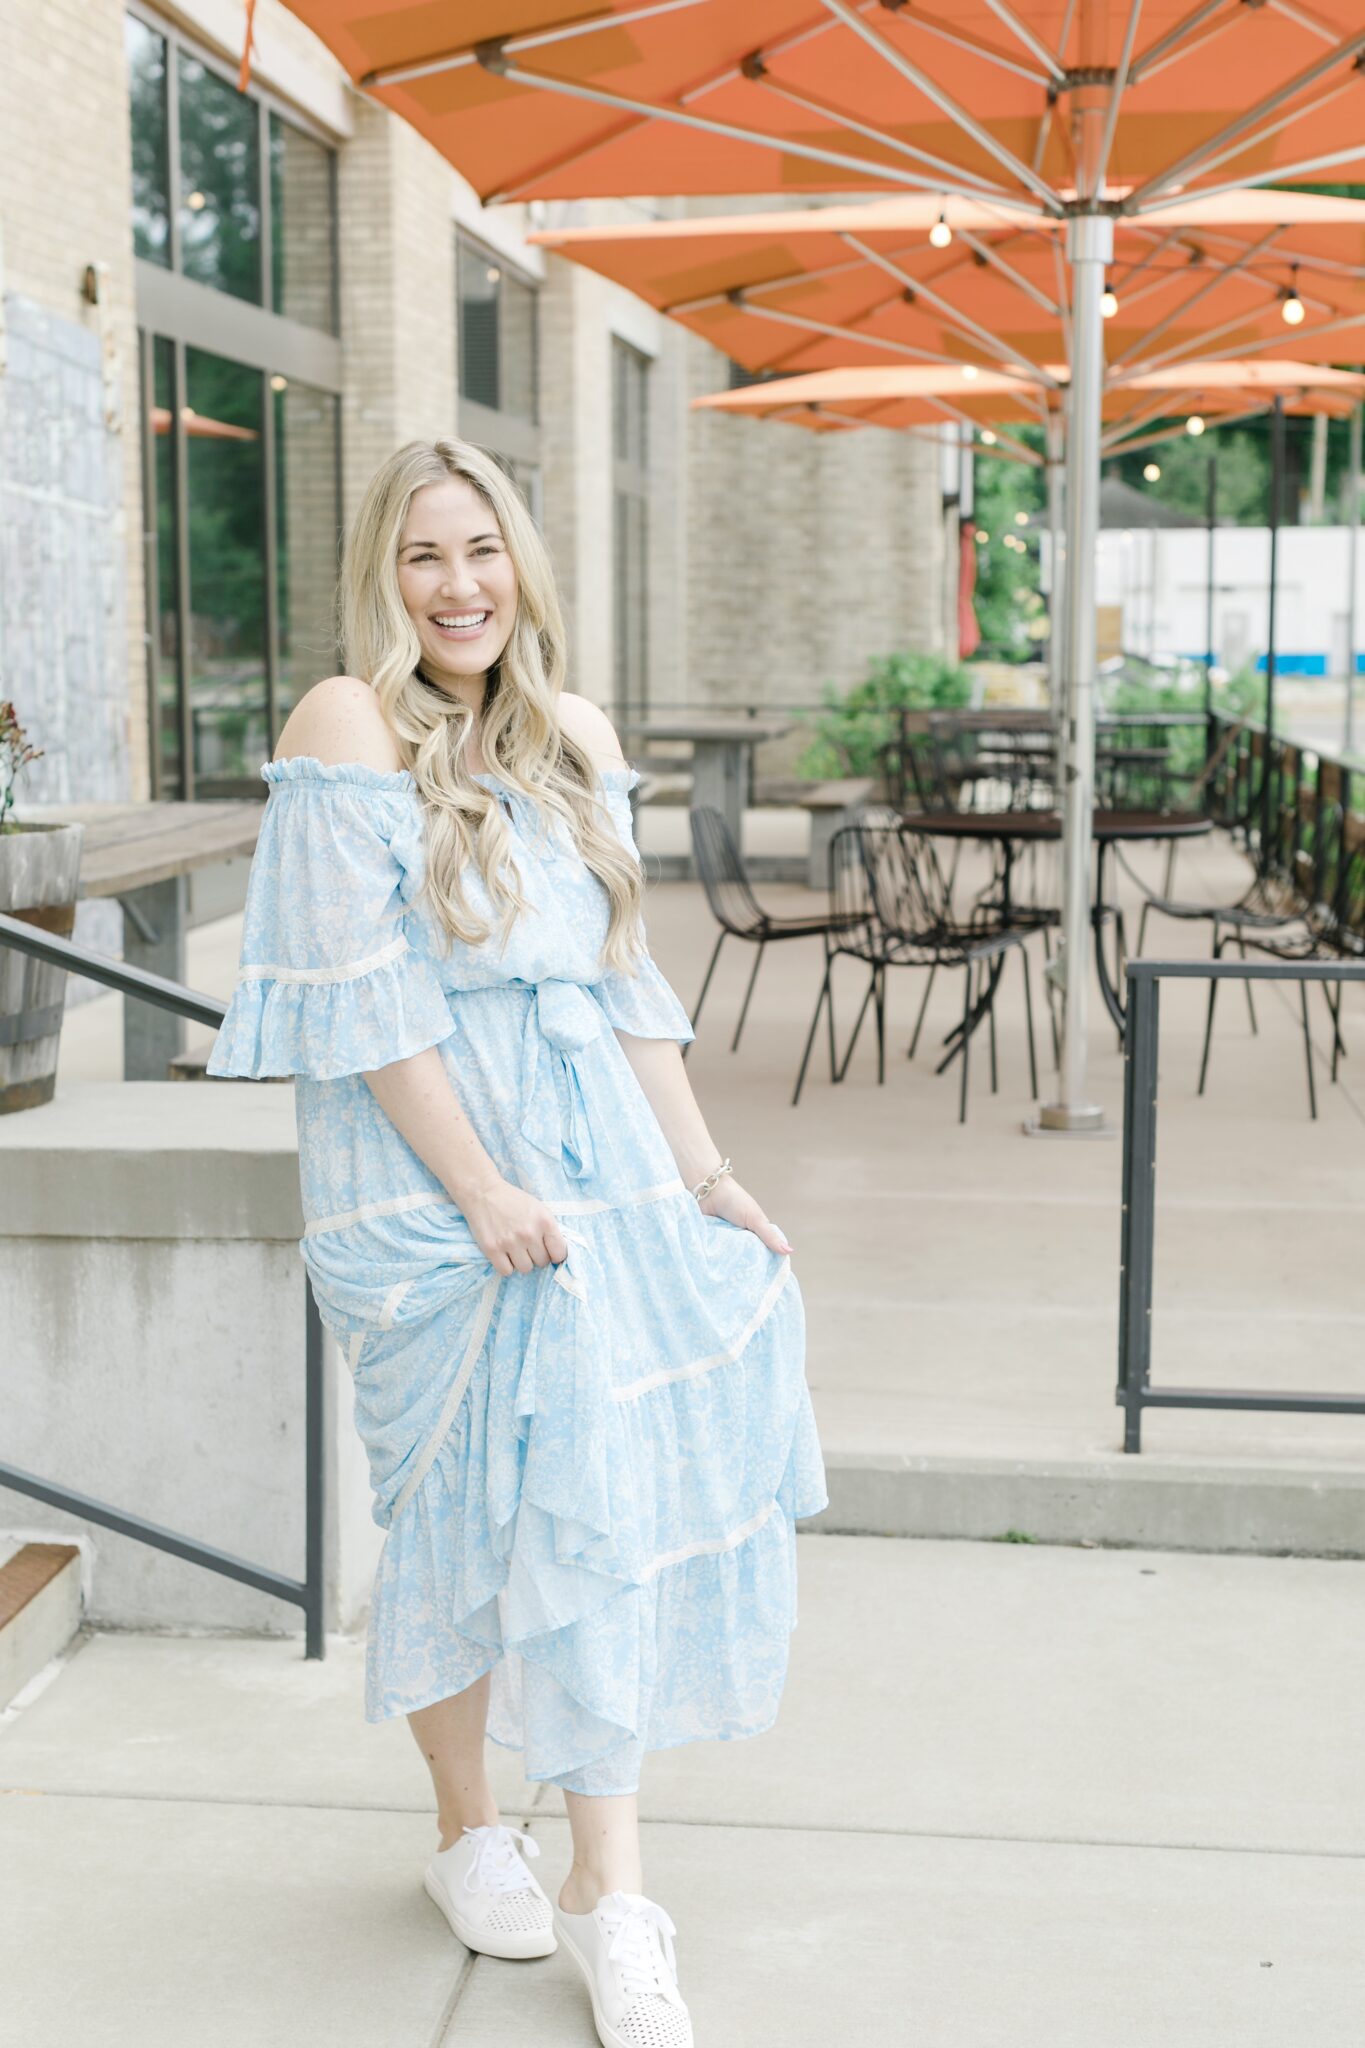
left=1117, top=957, right=1365, bottom=1456
left=0, top=911, right=326, bottom=1657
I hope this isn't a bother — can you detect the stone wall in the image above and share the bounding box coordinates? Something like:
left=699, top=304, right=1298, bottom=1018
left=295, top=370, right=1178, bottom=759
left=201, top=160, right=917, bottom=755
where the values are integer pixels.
left=0, top=0, right=140, bottom=798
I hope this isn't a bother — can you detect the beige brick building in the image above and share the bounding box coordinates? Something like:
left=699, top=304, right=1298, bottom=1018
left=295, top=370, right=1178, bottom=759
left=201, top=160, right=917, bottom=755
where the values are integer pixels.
left=0, top=0, right=953, bottom=817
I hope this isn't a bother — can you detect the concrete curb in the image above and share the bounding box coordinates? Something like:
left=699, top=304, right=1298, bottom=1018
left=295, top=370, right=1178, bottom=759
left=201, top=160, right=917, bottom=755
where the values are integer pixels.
left=808, top=1450, right=1365, bottom=1558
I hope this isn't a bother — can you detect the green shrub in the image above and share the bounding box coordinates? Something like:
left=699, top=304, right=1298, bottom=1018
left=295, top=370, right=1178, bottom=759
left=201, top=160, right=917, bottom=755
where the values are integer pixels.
left=797, top=651, right=975, bottom=780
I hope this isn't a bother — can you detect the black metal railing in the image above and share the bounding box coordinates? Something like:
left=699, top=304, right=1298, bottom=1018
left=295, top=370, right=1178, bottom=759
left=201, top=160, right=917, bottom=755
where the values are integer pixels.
left=1118, top=956, right=1365, bottom=1455
left=1206, top=713, right=1365, bottom=944
left=0, top=911, right=325, bottom=1657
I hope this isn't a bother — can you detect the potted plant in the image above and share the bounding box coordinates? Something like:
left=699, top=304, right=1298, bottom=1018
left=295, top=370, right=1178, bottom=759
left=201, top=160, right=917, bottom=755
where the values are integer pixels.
left=0, top=701, right=84, bottom=1112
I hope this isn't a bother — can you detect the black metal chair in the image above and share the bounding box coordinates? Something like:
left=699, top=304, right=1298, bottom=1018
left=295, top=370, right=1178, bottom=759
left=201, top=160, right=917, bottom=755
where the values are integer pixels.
left=687, top=805, right=865, bottom=1081
left=798, top=817, right=1038, bottom=1121
left=791, top=806, right=897, bottom=1106
left=1196, top=805, right=1355, bottom=1119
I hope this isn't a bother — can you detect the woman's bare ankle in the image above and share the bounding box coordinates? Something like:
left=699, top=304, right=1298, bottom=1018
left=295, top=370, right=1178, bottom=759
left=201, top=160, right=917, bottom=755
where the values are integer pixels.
left=434, top=1786, right=500, bottom=1852
left=558, top=1854, right=644, bottom=1913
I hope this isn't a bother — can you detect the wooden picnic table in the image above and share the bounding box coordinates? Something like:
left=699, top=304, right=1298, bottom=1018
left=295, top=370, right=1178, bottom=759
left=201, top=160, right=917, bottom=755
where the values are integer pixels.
left=620, top=714, right=792, bottom=853
left=24, top=797, right=263, bottom=1079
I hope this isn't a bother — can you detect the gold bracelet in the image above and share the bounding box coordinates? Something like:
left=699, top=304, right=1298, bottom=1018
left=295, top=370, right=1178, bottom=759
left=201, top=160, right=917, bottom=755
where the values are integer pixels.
left=690, top=1158, right=732, bottom=1202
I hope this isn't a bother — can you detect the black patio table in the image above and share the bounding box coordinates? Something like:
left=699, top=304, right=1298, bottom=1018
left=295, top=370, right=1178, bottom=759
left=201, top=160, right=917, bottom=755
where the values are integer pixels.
left=897, top=809, right=1213, bottom=1036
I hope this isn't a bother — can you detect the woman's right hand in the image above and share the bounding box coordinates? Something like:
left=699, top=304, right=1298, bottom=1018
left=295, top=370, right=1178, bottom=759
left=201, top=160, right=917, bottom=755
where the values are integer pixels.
left=462, top=1176, right=569, bottom=1276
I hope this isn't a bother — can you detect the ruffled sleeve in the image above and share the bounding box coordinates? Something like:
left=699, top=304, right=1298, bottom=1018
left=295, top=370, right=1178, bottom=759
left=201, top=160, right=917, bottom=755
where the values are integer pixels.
left=206, top=757, right=457, bottom=1081
left=589, top=765, right=695, bottom=1046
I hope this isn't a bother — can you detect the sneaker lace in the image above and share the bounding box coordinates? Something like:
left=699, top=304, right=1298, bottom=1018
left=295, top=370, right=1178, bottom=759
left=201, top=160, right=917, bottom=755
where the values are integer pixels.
left=601, top=1894, right=680, bottom=2003
left=461, top=1824, right=540, bottom=1897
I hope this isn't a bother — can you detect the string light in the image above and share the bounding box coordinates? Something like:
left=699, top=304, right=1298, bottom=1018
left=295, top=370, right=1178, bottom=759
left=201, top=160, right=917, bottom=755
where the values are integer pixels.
left=1282, top=267, right=1305, bottom=326
left=961, top=364, right=979, bottom=380
left=979, top=429, right=998, bottom=445
left=1186, top=414, right=1205, bottom=436
left=974, top=528, right=989, bottom=543
left=1100, top=278, right=1119, bottom=318
left=1014, top=510, right=1029, bottom=525
left=929, top=210, right=953, bottom=249
left=1143, top=461, right=1161, bottom=481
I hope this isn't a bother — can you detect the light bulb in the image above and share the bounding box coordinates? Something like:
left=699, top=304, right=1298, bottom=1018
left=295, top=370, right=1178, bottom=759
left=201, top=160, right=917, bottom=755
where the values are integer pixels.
left=961, top=363, right=979, bottom=380
left=979, top=429, right=998, bottom=445
left=974, top=529, right=989, bottom=543
left=270, top=374, right=288, bottom=392
left=1186, top=414, right=1205, bottom=436
left=1101, top=284, right=1118, bottom=319
left=929, top=211, right=953, bottom=249
left=186, top=190, right=207, bottom=211
left=1282, top=291, right=1305, bottom=326
left=1143, top=461, right=1161, bottom=481
left=1014, top=510, right=1029, bottom=525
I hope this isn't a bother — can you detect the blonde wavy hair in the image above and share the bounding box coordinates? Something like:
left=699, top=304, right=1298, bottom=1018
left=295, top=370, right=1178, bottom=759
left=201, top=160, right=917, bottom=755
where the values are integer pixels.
left=338, top=439, right=645, bottom=972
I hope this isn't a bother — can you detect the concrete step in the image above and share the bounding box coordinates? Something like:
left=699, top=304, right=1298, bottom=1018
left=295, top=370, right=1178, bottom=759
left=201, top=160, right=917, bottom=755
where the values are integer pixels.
left=814, top=1450, right=1365, bottom=1558
left=0, top=1541, right=83, bottom=1709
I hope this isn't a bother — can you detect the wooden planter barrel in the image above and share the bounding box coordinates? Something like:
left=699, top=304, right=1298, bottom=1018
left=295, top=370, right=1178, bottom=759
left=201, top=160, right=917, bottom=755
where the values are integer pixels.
left=0, top=820, right=85, bottom=1113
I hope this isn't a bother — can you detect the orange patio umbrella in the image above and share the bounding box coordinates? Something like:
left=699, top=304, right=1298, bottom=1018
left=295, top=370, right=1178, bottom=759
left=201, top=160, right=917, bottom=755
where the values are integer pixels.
left=693, top=358, right=1365, bottom=713
left=270, top=0, right=1365, bottom=1129
left=528, top=190, right=1365, bottom=394
left=274, top=6, right=1365, bottom=211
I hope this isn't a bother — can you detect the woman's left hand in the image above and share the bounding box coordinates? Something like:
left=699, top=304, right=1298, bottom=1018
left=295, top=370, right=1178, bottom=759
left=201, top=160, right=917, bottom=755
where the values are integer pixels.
left=697, top=1173, right=793, bottom=1257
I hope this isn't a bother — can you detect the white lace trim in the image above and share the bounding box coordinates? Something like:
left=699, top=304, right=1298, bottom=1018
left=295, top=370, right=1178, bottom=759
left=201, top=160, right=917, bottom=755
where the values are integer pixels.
left=378, top=1278, right=413, bottom=1330
left=304, top=1188, right=455, bottom=1239
left=612, top=1261, right=792, bottom=1403
left=639, top=1497, right=779, bottom=1581
left=237, top=930, right=409, bottom=985
left=390, top=1273, right=501, bottom=1520
left=303, top=1179, right=683, bottom=1240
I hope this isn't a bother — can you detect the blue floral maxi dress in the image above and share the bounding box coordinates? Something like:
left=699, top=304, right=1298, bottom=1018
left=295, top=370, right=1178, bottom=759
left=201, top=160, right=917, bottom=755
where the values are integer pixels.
left=206, top=755, right=828, bottom=1795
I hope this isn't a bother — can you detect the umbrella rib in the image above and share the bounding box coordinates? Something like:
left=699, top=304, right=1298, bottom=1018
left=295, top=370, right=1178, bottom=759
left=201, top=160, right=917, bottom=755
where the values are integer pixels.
left=1150, top=144, right=1365, bottom=212
left=957, top=230, right=1063, bottom=319
left=1132, top=307, right=1365, bottom=377
left=1124, top=28, right=1365, bottom=208
left=486, top=54, right=1030, bottom=200
left=839, top=232, right=1058, bottom=386
left=1267, top=0, right=1352, bottom=48
left=1105, top=405, right=1268, bottom=455
left=1112, top=290, right=1294, bottom=378
left=875, top=6, right=1056, bottom=87
left=1109, top=227, right=1283, bottom=368
left=362, top=0, right=709, bottom=89
left=1090, top=0, right=1145, bottom=200
left=1165, top=76, right=1359, bottom=193
left=727, top=298, right=969, bottom=369
left=969, top=0, right=1066, bottom=81
left=746, top=77, right=1033, bottom=204
left=815, top=0, right=1065, bottom=212
left=1128, top=0, right=1237, bottom=85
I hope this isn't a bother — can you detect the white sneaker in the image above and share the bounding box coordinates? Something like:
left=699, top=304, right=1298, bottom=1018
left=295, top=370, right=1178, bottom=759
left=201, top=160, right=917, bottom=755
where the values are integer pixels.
left=423, top=1823, right=556, bottom=1959
left=554, top=1889, right=694, bottom=2048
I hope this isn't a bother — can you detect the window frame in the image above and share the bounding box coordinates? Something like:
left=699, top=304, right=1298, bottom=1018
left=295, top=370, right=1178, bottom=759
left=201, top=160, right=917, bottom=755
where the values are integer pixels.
left=127, top=6, right=343, bottom=800
left=456, top=228, right=542, bottom=473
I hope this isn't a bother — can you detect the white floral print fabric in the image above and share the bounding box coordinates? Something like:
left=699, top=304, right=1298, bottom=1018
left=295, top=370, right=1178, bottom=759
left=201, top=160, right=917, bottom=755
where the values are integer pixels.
left=207, top=755, right=827, bottom=1787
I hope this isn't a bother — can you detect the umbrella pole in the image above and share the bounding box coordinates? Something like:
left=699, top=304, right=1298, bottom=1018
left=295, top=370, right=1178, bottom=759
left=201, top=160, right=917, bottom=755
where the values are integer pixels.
left=1046, top=411, right=1066, bottom=733
left=1036, top=210, right=1112, bottom=1135
left=1261, top=393, right=1283, bottom=872
left=1347, top=400, right=1360, bottom=759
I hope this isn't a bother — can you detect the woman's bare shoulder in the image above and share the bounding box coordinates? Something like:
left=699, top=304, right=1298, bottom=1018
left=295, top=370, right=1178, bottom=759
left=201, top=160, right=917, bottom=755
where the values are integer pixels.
left=558, top=691, right=626, bottom=773
left=274, top=678, right=404, bottom=774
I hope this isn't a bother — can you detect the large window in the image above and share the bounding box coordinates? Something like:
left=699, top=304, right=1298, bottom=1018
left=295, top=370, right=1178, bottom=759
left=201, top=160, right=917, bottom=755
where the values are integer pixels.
left=124, top=9, right=336, bottom=329
left=128, top=7, right=342, bottom=798
left=612, top=339, right=651, bottom=722
left=457, top=231, right=541, bottom=508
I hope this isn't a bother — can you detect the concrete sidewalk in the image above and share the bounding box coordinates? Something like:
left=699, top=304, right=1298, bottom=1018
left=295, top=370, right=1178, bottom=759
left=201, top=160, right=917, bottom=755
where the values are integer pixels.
left=2, top=1534, right=1362, bottom=2045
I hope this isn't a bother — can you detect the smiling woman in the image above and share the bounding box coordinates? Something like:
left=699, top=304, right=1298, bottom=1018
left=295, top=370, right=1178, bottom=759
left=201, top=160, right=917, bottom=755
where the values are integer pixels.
left=207, top=437, right=826, bottom=2048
